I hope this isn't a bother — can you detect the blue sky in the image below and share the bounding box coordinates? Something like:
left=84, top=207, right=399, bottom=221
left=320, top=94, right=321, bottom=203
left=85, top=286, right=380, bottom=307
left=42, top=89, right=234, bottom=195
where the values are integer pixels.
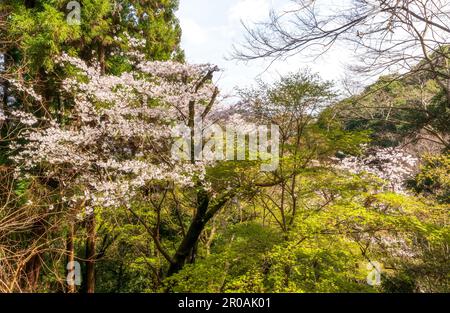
left=176, top=0, right=353, bottom=97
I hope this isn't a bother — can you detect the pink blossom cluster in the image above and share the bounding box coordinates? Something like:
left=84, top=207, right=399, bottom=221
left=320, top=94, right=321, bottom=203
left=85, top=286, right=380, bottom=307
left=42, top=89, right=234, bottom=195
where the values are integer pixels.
left=9, top=78, right=43, bottom=102
left=334, top=147, right=419, bottom=193
left=9, top=110, right=38, bottom=126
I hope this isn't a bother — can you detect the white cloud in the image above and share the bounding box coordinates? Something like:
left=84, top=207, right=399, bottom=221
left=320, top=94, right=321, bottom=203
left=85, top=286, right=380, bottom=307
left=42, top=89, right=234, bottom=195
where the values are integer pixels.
left=179, top=18, right=208, bottom=45
left=228, top=0, right=270, bottom=23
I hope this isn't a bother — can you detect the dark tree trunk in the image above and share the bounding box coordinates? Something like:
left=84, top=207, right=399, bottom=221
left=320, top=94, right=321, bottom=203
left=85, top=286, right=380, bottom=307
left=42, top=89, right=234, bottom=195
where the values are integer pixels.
left=85, top=213, right=96, bottom=293
left=24, top=254, right=42, bottom=291
left=188, top=241, right=198, bottom=264
left=167, top=189, right=209, bottom=276
left=22, top=220, right=45, bottom=291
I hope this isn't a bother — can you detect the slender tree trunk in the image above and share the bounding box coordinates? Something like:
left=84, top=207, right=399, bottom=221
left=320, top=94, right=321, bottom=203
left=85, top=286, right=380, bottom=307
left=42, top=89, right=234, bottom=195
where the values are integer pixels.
left=66, top=223, right=76, bottom=293
left=22, top=220, right=45, bottom=291
left=98, top=44, right=106, bottom=75
left=0, top=80, right=6, bottom=131
left=81, top=42, right=104, bottom=294
left=85, top=213, right=96, bottom=293
left=1, top=52, right=8, bottom=131
left=446, top=79, right=450, bottom=109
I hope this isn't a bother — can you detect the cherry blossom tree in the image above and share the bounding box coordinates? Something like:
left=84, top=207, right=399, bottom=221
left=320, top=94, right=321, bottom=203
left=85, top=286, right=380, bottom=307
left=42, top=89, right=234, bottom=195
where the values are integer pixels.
left=5, top=39, right=222, bottom=290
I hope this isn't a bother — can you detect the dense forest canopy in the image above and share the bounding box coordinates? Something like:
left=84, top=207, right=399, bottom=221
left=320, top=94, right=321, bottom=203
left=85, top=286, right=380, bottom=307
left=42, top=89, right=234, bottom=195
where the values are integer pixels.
left=0, top=0, right=448, bottom=293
